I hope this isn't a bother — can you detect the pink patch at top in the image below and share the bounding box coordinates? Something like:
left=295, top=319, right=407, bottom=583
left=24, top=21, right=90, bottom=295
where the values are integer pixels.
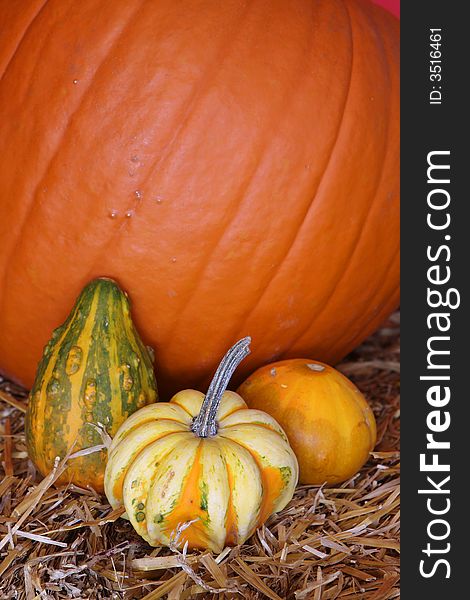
left=372, top=0, right=400, bottom=18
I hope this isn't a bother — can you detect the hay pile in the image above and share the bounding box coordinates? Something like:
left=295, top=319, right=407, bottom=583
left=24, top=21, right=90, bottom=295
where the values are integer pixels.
left=0, top=314, right=399, bottom=599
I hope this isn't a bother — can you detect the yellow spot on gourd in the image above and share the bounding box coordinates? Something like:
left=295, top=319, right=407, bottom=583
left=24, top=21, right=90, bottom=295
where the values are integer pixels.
left=65, top=345, right=83, bottom=375
left=120, top=364, right=134, bottom=391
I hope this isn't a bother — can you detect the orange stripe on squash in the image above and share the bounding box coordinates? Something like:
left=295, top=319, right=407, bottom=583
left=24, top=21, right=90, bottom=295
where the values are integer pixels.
left=162, top=443, right=211, bottom=550
left=257, top=465, right=286, bottom=526
left=224, top=463, right=239, bottom=546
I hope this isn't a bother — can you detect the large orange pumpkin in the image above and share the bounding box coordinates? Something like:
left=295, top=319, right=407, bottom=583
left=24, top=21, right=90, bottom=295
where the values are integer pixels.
left=0, top=0, right=399, bottom=397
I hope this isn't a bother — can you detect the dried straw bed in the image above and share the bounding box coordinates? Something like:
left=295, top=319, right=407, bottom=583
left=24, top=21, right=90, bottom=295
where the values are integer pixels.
left=0, top=314, right=400, bottom=600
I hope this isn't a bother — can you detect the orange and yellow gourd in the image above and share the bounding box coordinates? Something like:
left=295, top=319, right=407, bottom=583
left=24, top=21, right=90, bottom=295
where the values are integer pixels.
left=238, top=359, right=377, bottom=485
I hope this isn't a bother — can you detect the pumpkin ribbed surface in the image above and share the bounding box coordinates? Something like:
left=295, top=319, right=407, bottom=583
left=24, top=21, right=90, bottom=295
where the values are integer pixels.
left=105, top=391, right=298, bottom=552
left=25, top=278, right=157, bottom=491
left=0, top=0, right=399, bottom=396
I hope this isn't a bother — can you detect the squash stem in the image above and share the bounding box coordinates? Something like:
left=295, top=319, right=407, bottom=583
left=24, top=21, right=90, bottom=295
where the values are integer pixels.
left=192, top=337, right=251, bottom=437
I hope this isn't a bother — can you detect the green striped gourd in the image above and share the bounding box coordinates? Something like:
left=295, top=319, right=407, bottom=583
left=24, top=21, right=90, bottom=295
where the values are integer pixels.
left=25, top=278, right=158, bottom=491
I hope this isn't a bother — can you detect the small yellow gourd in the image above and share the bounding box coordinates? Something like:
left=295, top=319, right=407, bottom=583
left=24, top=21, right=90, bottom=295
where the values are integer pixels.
left=238, top=359, right=377, bottom=485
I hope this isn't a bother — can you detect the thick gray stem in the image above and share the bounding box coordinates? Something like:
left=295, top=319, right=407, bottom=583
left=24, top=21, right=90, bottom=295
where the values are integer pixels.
left=191, top=337, right=251, bottom=438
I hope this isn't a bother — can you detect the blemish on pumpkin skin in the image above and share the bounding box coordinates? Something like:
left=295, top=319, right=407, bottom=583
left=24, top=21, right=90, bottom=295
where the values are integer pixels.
left=279, top=466, right=292, bottom=485
left=306, top=363, right=325, bottom=372
left=119, top=364, right=134, bottom=391
left=81, top=378, right=98, bottom=430
left=65, top=345, right=83, bottom=375
left=160, top=470, right=176, bottom=498
left=199, top=481, right=209, bottom=512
